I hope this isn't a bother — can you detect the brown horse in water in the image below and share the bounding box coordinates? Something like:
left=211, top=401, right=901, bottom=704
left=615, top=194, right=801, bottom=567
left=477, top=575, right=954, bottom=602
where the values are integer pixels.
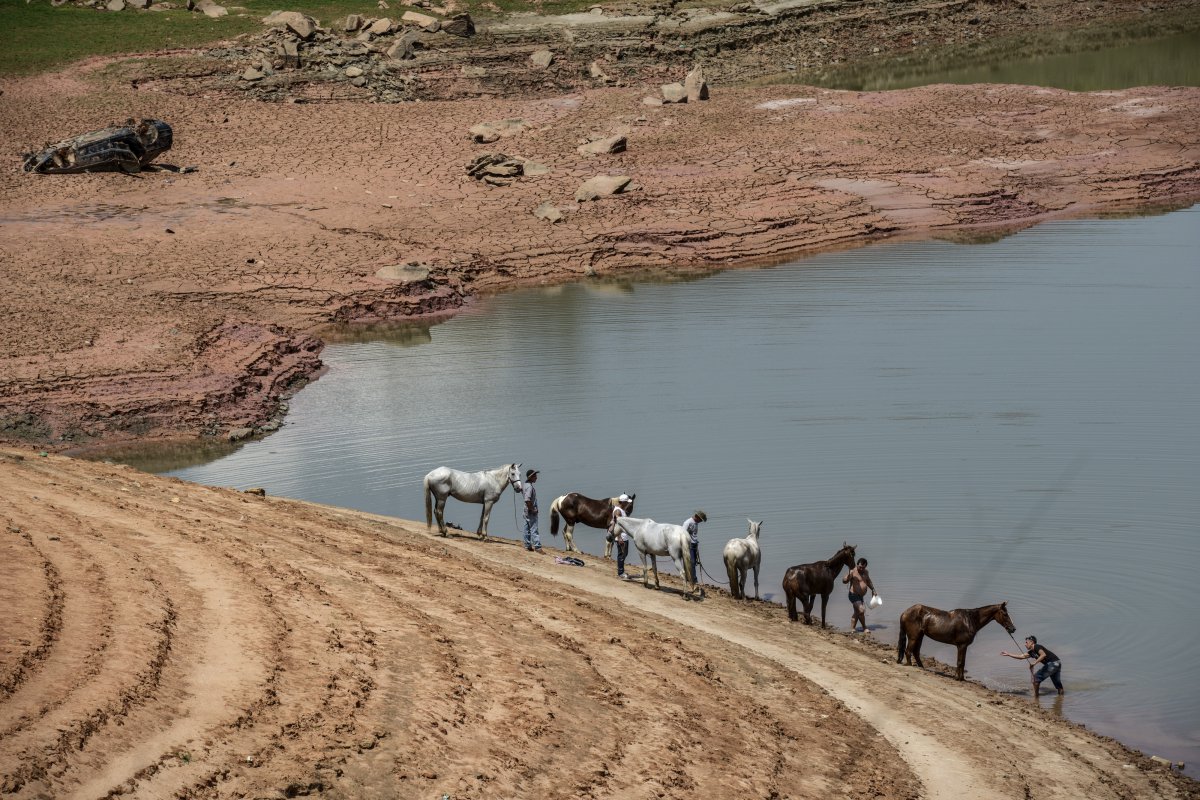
left=783, top=542, right=856, bottom=626
left=549, top=492, right=635, bottom=554
left=897, top=601, right=1016, bottom=681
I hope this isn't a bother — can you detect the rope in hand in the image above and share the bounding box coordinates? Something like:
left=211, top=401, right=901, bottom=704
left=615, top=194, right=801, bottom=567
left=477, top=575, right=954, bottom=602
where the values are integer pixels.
left=1007, top=630, right=1035, bottom=674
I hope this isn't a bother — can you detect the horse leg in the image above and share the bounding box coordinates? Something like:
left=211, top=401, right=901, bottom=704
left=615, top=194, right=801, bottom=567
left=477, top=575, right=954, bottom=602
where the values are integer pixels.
left=802, top=594, right=815, bottom=625
left=564, top=522, right=576, bottom=553
left=912, top=632, right=925, bottom=668
left=478, top=499, right=493, bottom=539
left=640, top=551, right=650, bottom=588
left=956, top=644, right=967, bottom=681
left=651, top=555, right=660, bottom=589
left=434, top=495, right=448, bottom=536
left=819, top=591, right=829, bottom=628
left=786, top=590, right=798, bottom=622
left=752, top=564, right=759, bottom=601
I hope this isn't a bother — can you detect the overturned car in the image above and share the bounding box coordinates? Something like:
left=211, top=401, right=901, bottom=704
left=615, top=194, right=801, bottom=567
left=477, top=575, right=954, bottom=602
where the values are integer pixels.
left=23, top=118, right=173, bottom=174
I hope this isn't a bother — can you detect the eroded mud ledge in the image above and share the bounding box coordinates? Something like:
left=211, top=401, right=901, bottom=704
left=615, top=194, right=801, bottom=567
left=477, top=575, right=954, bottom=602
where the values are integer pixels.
left=2, top=6, right=1199, bottom=450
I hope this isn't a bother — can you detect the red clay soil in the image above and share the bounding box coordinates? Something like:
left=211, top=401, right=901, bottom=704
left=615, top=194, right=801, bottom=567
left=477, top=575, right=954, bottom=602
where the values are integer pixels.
left=1, top=59, right=1199, bottom=449
left=2, top=448, right=1198, bottom=799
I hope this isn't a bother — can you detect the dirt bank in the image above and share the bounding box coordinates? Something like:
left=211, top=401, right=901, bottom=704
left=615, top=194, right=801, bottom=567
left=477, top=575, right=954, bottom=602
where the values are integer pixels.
left=1, top=448, right=1196, bottom=798
left=3, top=64, right=1198, bottom=448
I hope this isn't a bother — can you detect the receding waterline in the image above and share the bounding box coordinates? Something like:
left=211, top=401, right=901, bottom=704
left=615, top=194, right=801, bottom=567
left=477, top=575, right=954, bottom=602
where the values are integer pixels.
left=120, top=205, right=1200, bottom=774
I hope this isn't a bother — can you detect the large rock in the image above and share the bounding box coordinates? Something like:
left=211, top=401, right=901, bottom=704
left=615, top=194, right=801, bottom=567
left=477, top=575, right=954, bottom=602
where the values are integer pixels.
left=128, top=0, right=151, bottom=7
left=263, top=10, right=317, bottom=39
left=466, top=153, right=525, bottom=183
left=375, top=263, right=430, bottom=283
left=106, top=0, right=125, bottom=11
left=199, top=1, right=227, bottom=17
left=661, top=82, right=687, bottom=103
left=468, top=119, right=529, bottom=144
left=685, top=64, right=710, bottom=101
left=368, top=17, right=394, bottom=35
left=530, top=49, right=554, bottom=68
left=386, top=31, right=425, bottom=60
left=343, top=14, right=363, bottom=31
left=577, top=135, right=627, bottom=157
left=402, top=10, right=437, bottom=27
left=575, top=175, right=631, bottom=202
left=441, top=12, right=474, bottom=36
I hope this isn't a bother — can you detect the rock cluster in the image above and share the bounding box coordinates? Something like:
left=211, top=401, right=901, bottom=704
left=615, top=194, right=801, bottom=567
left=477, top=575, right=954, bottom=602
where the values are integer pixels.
left=466, top=153, right=528, bottom=186
left=212, top=10, right=476, bottom=103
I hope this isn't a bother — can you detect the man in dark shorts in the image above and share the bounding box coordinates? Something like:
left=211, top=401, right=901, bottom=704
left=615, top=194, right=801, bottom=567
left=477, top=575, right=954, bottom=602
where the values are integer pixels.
left=1002, top=635, right=1064, bottom=696
left=842, top=557, right=876, bottom=633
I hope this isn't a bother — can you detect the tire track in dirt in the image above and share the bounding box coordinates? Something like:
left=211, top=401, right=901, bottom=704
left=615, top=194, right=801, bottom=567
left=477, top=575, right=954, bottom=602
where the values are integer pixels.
left=2, top=452, right=1195, bottom=799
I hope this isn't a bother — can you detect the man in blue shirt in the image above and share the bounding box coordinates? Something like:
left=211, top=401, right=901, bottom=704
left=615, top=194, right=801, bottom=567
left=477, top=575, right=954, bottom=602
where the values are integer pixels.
left=522, top=468, right=542, bottom=552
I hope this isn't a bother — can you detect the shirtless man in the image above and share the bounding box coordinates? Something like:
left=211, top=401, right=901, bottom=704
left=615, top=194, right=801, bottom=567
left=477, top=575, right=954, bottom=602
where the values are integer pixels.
left=842, top=557, right=876, bottom=633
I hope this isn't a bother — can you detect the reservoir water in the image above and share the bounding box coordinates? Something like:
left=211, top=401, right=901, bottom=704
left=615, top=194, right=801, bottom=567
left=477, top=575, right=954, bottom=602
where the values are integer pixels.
left=138, top=204, right=1200, bottom=774
left=763, top=28, right=1200, bottom=91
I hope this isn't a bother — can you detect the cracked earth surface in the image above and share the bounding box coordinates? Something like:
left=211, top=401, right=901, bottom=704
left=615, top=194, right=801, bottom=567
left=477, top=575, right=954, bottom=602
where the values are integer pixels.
left=1, top=63, right=1198, bottom=447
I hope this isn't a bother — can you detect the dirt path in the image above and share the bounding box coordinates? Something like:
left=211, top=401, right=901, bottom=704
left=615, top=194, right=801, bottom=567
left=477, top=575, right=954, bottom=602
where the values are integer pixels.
left=2, top=449, right=1195, bottom=799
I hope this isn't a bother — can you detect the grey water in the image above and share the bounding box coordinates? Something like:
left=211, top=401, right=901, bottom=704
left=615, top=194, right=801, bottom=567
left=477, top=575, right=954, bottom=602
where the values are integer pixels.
left=139, top=205, right=1200, bottom=774
left=764, top=28, right=1200, bottom=91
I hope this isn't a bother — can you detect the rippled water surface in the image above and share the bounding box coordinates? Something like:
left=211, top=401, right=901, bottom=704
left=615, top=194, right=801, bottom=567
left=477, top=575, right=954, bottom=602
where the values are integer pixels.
left=148, top=206, right=1200, bottom=773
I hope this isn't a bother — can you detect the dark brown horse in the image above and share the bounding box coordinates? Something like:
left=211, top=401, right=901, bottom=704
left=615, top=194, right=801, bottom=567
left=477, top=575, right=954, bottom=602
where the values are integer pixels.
left=782, top=542, right=856, bottom=626
left=897, top=601, right=1016, bottom=681
left=549, top=492, right=635, bottom=554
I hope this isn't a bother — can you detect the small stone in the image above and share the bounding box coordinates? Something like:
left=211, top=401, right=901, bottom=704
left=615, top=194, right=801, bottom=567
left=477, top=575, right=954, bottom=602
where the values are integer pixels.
left=241, top=67, right=263, bottom=81
left=530, top=49, right=553, bottom=68
left=345, top=66, right=364, bottom=77
left=534, top=202, right=563, bottom=223
left=577, top=135, right=627, bottom=156
left=106, top=0, right=126, bottom=11
left=228, top=427, right=254, bottom=442
left=343, top=13, right=362, bottom=31
left=441, top=12, right=474, bottom=36
left=461, top=65, right=487, bottom=78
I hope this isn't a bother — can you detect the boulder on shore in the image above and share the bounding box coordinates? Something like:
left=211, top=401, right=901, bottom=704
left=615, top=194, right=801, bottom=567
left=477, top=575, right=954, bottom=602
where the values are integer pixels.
left=575, top=175, right=631, bottom=202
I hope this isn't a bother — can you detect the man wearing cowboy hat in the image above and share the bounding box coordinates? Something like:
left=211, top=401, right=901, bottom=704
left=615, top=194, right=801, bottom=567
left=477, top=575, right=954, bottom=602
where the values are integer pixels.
left=522, top=468, right=543, bottom=552
left=683, top=510, right=707, bottom=582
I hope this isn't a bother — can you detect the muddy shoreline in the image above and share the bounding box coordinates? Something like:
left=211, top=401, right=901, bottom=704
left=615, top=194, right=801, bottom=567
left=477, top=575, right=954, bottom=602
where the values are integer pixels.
left=2, top=1, right=1200, bottom=452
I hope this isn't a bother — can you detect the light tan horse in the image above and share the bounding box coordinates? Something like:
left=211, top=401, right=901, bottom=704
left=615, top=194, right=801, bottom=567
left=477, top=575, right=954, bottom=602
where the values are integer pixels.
left=723, top=519, right=763, bottom=600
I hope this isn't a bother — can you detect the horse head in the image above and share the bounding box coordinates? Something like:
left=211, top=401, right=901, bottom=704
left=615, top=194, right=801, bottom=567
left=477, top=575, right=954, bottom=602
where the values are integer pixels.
left=995, top=601, right=1016, bottom=634
left=507, top=463, right=522, bottom=489
left=747, top=519, right=763, bottom=539
left=623, top=493, right=636, bottom=513
left=836, top=541, right=857, bottom=565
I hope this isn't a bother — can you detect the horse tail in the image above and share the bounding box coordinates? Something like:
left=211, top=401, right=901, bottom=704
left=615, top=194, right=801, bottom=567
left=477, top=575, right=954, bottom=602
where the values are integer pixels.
left=424, top=476, right=433, bottom=529
left=549, top=495, right=564, bottom=538
left=897, top=625, right=907, bottom=663
left=725, top=553, right=740, bottom=600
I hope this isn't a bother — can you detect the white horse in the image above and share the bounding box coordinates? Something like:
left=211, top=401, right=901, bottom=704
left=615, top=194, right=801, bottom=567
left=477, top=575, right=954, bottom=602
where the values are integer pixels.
left=424, top=463, right=522, bottom=539
left=723, top=519, right=763, bottom=600
left=614, top=516, right=698, bottom=598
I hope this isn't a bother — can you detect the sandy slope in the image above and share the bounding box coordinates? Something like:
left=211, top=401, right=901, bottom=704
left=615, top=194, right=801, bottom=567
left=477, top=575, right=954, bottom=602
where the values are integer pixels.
left=1, top=449, right=1195, bottom=799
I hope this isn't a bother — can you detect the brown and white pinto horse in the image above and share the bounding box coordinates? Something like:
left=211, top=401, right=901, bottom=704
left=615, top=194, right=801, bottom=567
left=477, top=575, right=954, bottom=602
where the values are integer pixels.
left=549, top=492, right=635, bottom=554
left=897, top=601, right=1016, bottom=681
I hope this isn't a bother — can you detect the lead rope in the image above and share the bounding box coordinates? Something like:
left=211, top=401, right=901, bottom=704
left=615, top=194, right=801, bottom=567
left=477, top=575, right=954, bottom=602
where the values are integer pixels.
left=1007, top=630, right=1035, bottom=676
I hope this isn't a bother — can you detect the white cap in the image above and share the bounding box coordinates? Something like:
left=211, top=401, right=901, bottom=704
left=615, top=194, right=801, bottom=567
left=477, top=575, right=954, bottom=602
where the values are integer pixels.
left=618, top=494, right=632, bottom=503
